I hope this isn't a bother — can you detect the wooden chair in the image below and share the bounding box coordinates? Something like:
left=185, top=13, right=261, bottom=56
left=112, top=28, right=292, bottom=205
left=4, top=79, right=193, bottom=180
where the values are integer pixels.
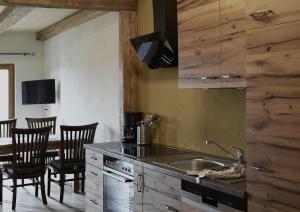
left=0, top=127, right=51, bottom=210
left=0, top=119, right=17, bottom=163
left=47, top=123, right=98, bottom=203
left=26, top=117, right=58, bottom=162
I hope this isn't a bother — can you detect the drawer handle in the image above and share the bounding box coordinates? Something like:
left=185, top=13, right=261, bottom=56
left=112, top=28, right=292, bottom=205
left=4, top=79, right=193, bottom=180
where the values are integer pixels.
left=90, top=171, right=98, bottom=176
left=250, top=166, right=274, bottom=173
left=200, top=76, right=219, bottom=80
left=137, top=174, right=144, bottom=193
left=90, top=199, right=98, bottom=205
left=250, top=10, right=274, bottom=20
left=90, top=156, right=98, bottom=161
left=222, top=75, right=241, bottom=79
left=162, top=204, right=180, bottom=212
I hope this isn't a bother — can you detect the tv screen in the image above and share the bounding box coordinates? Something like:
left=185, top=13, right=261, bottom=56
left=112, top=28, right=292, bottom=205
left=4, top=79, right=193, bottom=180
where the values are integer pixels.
left=22, top=79, right=56, bottom=105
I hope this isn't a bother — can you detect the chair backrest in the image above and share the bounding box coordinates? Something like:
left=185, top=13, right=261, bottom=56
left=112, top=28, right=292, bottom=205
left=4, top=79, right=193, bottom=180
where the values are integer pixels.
left=11, top=127, right=51, bottom=171
left=60, top=123, right=98, bottom=167
left=0, top=119, right=17, bottom=138
left=26, top=117, right=57, bottom=135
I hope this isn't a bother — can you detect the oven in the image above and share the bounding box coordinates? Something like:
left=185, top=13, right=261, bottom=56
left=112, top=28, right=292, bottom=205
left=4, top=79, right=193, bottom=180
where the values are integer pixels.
left=103, top=156, right=135, bottom=212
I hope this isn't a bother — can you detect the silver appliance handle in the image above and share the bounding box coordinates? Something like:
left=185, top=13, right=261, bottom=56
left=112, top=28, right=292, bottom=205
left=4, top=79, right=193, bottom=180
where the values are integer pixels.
left=103, top=166, right=134, bottom=183
left=103, top=170, right=133, bottom=183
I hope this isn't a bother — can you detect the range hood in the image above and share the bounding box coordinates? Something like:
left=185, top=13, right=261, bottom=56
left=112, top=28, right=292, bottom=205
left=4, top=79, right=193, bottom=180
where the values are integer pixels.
left=130, top=0, right=178, bottom=69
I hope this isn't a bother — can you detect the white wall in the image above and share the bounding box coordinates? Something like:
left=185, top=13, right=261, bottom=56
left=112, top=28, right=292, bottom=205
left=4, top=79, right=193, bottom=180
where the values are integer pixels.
left=44, top=12, right=122, bottom=142
left=0, top=32, right=45, bottom=127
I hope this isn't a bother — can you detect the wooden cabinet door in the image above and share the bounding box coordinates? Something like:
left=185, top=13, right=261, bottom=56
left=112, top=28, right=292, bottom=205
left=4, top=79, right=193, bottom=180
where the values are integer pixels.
left=246, top=21, right=300, bottom=212
left=178, top=0, right=221, bottom=88
left=220, top=0, right=246, bottom=88
left=246, top=0, right=300, bottom=30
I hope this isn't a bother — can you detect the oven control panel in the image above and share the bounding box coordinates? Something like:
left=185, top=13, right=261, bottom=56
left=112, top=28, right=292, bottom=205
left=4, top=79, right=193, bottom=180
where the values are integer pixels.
left=104, top=156, right=134, bottom=177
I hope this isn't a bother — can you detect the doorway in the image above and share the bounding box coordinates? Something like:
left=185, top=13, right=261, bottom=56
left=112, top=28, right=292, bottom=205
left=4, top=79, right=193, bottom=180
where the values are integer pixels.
left=0, top=64, right=15, bottom=119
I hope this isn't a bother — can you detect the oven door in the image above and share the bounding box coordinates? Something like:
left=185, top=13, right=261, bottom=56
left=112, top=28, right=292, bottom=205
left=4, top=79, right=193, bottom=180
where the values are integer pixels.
left=103, top=167, right=134, bottom=212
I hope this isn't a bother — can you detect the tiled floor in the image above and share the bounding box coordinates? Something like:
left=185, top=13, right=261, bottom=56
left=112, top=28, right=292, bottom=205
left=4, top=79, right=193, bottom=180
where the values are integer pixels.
left=0, top=178, right=85, bottom=212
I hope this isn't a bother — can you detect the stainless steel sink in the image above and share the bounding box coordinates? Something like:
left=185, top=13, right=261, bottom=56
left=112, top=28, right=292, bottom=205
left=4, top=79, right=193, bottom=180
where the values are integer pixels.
left=155, top=158, right=226, bottom=172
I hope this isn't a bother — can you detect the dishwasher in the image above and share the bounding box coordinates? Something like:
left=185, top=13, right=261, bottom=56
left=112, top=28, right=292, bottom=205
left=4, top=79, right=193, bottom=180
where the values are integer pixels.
left=181, top=180, right=246, bottom=212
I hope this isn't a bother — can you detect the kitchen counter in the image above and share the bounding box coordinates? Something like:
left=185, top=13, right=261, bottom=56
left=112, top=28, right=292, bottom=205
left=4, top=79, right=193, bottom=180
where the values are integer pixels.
left=84, top=142, right=246, bottom=199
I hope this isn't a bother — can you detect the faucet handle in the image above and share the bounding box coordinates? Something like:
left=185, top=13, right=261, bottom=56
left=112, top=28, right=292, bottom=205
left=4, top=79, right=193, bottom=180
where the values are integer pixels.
left=230, top=146, right=244, bottom=163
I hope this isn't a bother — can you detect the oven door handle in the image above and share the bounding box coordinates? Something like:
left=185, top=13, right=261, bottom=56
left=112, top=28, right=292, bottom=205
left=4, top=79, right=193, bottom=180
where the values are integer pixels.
left=103, top=170, right=133, bottom=183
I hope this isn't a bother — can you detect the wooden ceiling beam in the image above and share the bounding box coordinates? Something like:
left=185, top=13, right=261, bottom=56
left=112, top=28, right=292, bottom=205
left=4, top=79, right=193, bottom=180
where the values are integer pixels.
left=0, top=0, right=137, bottom=11
left=0, top=6, right=32, bottom=34
left=36, top=10, right=107, bottom=41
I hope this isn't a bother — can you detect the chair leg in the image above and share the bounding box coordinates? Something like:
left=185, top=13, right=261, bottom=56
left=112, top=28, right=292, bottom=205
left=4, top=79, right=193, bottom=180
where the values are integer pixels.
left=40, top=175, right=47, bottom=205
left=35, top=177, right=38, bottom=197
left=47, top=168, right=51, bottom=197
left=12, top=178, right=17, bottom=210
left=0, top=170, right=3, bottom=203
left=21, top=179, right=24, bottom=187
left=74, top=173, right=79, bottom=193
left=59, top=173, right=65, bottom=203
left=81, top=172, right=85, bottom=193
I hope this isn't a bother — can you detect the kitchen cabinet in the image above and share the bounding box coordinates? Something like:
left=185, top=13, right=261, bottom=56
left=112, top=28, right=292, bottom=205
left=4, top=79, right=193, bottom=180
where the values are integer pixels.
left=85, top=150, right=103, bottom=212
left=178, top=0, right=221, bottom=89
left=178, top=0, right=246, bottom=88
left=246, top=20, right=300, bottom=211
left=135, top=166, right=182, bottom=212
left=220, top=0, right=246, bottom=87
left=246, top=0, right=300, bottom=30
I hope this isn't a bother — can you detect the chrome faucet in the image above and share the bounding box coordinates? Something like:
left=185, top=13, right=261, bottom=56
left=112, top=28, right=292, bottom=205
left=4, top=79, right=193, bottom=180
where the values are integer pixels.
left=205, top=140, right=245, bottom=165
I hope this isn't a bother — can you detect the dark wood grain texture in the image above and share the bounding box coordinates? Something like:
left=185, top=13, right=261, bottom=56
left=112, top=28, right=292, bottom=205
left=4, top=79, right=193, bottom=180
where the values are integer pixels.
left=246, top=20, right=300, bottom=212
left=178, top=0, right=246, bottom=88
left=119, top=10, right=138, bottom=112
left=0, top=0, right=138, bottom=11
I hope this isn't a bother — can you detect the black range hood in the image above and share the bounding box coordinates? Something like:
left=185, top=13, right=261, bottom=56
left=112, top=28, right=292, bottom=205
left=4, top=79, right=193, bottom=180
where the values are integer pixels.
left=130, top=0, right=178, bottom=69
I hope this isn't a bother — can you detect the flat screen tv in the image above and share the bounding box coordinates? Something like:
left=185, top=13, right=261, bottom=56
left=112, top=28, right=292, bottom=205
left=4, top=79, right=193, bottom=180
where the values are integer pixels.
left=22, top=79, right=56, bottom=105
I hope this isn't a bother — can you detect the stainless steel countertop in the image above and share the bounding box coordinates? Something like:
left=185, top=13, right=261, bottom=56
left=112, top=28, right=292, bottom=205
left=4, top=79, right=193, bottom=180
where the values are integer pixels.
left=84, top=142, right=246, bottom=199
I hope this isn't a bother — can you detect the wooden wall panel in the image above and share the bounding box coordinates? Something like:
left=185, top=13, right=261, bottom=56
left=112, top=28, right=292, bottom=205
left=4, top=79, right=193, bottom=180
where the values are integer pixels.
left=246, top=21, right=300, bottom=212
left=178, top=0, right=221, bottom=88
left=119, top=10, right=138, bottom=112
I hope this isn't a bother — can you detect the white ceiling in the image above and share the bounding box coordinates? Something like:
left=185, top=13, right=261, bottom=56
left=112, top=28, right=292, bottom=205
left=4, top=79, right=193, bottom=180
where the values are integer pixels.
left=8, top=8, right=78, bottom=32
left=0, top=5, right=6, bottom=13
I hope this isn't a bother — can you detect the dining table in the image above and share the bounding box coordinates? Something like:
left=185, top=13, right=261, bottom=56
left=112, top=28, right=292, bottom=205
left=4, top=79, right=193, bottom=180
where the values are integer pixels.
left=0, top=135, right=81, bottom=193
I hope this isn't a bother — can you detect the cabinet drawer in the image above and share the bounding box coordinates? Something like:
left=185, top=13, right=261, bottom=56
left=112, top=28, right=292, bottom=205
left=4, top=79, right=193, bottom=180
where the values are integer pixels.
left=86, top=150, right=103, bottom=169
left=85, top=164, right=103, bottom=199
left=86, top=192, right=103, bottom=212
left=143, top=187, right=181, bottom=212
left=143, top=168, right=181, bottom=201
left=246, top=0, right=300, bottom=30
